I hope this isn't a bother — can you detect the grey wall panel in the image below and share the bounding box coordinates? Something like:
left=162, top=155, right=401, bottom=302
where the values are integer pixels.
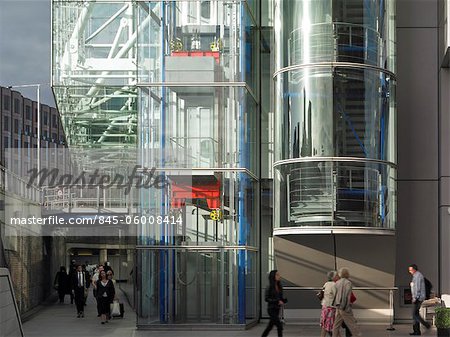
left=397, top=28, right=438, bottom=180
left=334, top=235, right=396, bottom=310
left=334, top=235, right=396, bottom=287
left=274, top=235, right=335, bottom=287
left=439, top=0, right=446, bottom=26
left=440, top=207, right=450, bottom=294
left=440, top=70, right=450, bottom=175
left=395, top=181, right=438, bottom=319
left=440, top=177, right=450, bottom=206
left=397, top=0, right=438, bottom=28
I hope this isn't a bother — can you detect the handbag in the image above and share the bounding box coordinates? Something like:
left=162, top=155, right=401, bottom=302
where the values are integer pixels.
left=317, top=289, right=325, bottom=301
left=110, top=300, right=121, bottom=317
left=350, top=291, right=356, bottom=304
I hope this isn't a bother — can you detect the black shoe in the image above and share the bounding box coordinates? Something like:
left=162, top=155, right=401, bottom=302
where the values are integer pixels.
left=409, top=333, right=421, bottom=336
left=97, top=314, right=101, bottom=317
left=81, top=313, right=84, bottom=318
left=101, top=322, right=105, bottom=324
left=425, top=323, right=431, bottom=329
left=77, top=313, right=80, bottom=318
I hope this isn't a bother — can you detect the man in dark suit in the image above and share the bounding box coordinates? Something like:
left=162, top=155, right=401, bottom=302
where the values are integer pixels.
left=72, top=265, right=87, bottom=318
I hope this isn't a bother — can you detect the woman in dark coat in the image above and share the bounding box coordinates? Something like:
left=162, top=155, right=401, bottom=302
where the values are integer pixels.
left=262, top=270, right=287, bottom=337
left=53, top=266, right=69, bottom=303
left=96, top=270, right=115, bottom=324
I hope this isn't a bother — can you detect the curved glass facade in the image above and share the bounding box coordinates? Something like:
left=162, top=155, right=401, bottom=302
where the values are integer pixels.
left=274, top=0, right=396, bottom=229
left=274, top=0, right=396, bottom=72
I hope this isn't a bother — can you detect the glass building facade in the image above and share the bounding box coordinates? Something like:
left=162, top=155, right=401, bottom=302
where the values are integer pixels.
left=52, top=0, right=396, bottom=327
left=52, top=0, right=260, bottom=327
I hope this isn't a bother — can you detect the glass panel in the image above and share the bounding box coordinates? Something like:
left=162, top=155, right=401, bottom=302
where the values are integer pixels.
left=136, top=247, right=257, bottom=325
left=274, top=0, right=396, bottom=72
left=136, top=170, right=257, bottom=247
left=136, top=1, right=258, bottom=93
left=274, top=160, right=396, bottom=229
left=53, top=86, right=137, bottom=147
left=52, top=1, right=137, bottom=87
left=138, top=86, right=258, bottom=173
left=275, top=68, right=396, bottom=163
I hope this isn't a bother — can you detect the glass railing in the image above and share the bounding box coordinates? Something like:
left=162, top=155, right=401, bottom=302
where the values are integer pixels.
left=289, top=22, right=388, bottom=68
left=42, top=185, right=138, bottom=212
left=274, top=158, right=396, bottom=229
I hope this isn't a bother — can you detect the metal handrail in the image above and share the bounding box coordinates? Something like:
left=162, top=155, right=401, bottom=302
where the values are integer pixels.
left=283, top=286, right=398, bottom=329
left=274, top=157, right=397, bottom=169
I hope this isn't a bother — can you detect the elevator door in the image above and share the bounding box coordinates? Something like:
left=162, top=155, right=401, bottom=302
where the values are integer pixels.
left=176, top=249, right=221, bottom=323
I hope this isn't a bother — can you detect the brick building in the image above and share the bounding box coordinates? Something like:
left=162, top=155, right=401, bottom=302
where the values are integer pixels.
left=0, top=86, right=67, bottom=315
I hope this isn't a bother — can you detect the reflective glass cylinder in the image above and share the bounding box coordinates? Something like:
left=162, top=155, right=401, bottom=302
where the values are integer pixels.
left=273, top=0, right=396, bottom=229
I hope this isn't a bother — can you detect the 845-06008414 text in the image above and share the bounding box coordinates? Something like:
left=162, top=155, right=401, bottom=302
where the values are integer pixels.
left=90, top=215, right=183, bottom=225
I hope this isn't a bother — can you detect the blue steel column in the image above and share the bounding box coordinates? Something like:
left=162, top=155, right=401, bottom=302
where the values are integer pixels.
left=159, top=0, right=167, bottom=323
left=237, top=2, right=246, bottom=324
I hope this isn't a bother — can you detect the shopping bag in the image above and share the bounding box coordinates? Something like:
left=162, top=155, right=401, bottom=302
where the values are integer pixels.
left=119, top=302, right=125, bottom=318
left=110, top=300, right=121, bottom=317
left=279, top=304, right=285, bottom=327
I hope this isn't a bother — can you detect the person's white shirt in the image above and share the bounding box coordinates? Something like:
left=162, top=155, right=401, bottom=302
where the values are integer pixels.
left=92, top=271, right=100, bottom=288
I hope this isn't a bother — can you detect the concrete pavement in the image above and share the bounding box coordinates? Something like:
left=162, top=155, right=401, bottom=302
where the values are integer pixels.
left=22, top=292, right=436, bottom=337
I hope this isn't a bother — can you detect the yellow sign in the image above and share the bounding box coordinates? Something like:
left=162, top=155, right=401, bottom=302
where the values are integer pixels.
left=210, top=209, right=222, bottom=221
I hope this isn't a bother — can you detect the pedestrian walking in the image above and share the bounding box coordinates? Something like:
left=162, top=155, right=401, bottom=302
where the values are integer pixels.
left=408, top=264, right=431, bottom=335
left=53, top=266, right=70, bottom=304
left=332, top=268, right=361, bottom=337
left=96, top=270, right=115, bottom=324
left=68, top=260, right=76, bottom=304
left=71, top=265, right=87, bottom=318
left=261, top=270, right=287, bottom=337
left=320, top=271, right=338, bottom=337
left=92, top=265, right=104, bottom=317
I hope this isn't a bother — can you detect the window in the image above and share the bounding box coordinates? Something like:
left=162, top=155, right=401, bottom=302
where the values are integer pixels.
left=24, top=141, right=29, bottom=148
left=14, top=139, right=19, bottom=148
left=25, top=105, right=31, bottom=120
left=14, top=98, right=20, bottom=114
left=52, top=115, right=58, bottom=128
left=52, top=133, right=57, bottom=141
left=201, top=2, right=211, bottom=19
left=43, top=111, right=48, bottom=125
left=4, top=137, right=8, bottom=148
left=3, top=95, right=10, bottom=110
left=3, top=116, right=9, bottom=131
left=14, top=119, right=19, bottom=133
left=25, top=125, right=31, bottom=135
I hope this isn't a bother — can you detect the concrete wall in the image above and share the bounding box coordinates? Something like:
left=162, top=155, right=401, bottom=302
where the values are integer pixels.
left=274, top=233, right=396, bottom=323
left=396, top=0, right=439, bottom=321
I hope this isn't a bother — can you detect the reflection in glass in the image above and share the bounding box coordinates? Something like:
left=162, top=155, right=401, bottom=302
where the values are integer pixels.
left=274, top=160, right=396, bottom=228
